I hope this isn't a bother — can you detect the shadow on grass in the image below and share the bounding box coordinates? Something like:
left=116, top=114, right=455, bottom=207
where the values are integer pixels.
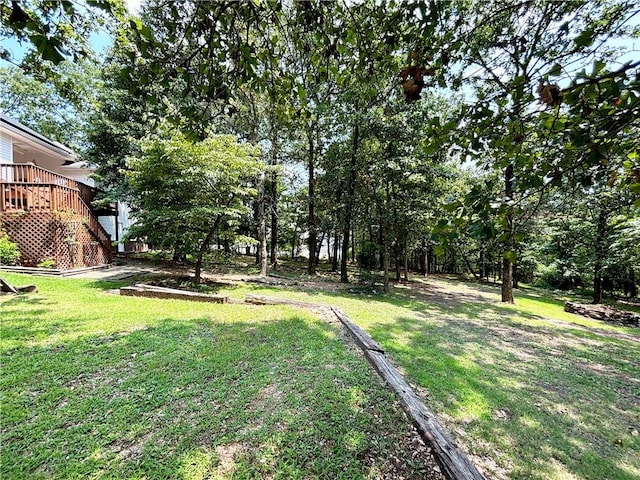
left=365, top=309, right=640, bottom=480
left=240, top=278, right=639, bottom=478
left=1, top=310, right=430, bottom=479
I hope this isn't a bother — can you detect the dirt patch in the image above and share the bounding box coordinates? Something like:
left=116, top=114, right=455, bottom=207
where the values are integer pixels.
left=215, top=442, right=246, bottom=476
left=110, top=431, right=154, bottom=460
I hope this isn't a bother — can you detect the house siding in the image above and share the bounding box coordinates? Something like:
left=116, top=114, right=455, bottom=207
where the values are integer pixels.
left=0, top=131, right=12, bottom=163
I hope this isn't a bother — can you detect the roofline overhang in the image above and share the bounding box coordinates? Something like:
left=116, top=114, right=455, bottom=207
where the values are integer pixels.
left=0, top=113, right=76, bottom=160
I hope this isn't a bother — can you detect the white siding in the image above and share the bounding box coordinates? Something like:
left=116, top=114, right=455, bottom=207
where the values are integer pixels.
left=0, top=131, right=13, bottom=163
left=118, top=202, right=133, bottom=253
left=98, top=203, right=139, bottom=253
left=98, top=215, right=117, bottom=243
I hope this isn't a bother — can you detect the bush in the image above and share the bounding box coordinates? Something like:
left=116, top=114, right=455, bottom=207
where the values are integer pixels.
left=357, top=241, right=380, bottom=270
left=517, top=253, right=538, bottom=284
left=37, top=259, right=56, bottom=269
left=0, top=233, right=21, bottom=265
left=535, top=261, right=582, bottom=290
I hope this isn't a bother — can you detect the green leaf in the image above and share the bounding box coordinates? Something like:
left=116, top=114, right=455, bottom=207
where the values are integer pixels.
left=575, top=29, right=594, bottom=48
left=41, top=43, right=66, bottom=64
left=547, top=63, right=562, bottom=77
left=592, top=60, right=606, bottom=75
left=504, top=250, right=517, bottom=263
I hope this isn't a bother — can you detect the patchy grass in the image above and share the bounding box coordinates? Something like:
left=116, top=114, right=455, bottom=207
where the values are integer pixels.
left=213, top=274, right=640, bottom=480
left=0, top=273, right=441, bottom=479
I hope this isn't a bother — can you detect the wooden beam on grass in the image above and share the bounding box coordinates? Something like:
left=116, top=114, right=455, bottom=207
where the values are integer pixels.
left=333, top=308, right=486, bottom=480
left=241, top=293, right=486, bottom=480
left=365, top=349, right=486, bottom=480
left=120, top=285, right=227, bottom=303
left=244, top=293, right=319, bottom=309
left=330, top=306, right=384, bottom=353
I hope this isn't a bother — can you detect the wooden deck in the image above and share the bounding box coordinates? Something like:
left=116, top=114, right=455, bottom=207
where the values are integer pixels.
left=0, top=163, right=113, bottom=268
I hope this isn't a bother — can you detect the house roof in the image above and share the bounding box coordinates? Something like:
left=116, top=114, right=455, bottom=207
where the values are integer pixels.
left=0, top=113, right=76, bottom=160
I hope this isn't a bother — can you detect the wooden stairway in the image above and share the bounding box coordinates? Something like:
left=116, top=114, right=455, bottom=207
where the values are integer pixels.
left=0, top=163, right=112, bottom=252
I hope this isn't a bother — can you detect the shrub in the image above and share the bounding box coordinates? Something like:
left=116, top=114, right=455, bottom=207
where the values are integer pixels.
left=357, top=241, right=380, bottom=270
left=0, top=233, right=21, bottom=265
left=535, top=260, right=582, bottom=290
left=37, top=259, right=57, bottom=269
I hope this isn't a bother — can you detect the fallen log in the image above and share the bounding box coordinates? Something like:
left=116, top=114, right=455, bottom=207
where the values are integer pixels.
left=334, top=306, right=485, bottom=480
left=365, top=350, right=486, bottom=480
left=120, top=285, right=227, bottom=303
left=564, top=302, right=639, bottom=327
left=0, top=278, right=37, bottom=294
left=331, top=307, right=384, bottom=353
left=16, top=284, right=38, bottom=293
left=241, top=293, right=486, bottom=479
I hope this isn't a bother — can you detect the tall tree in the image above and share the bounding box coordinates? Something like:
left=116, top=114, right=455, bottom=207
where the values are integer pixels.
left=445, top=0, right=638, bottom=302
left=0, top=63, right=100, bottom=149
left=126, top=129, right=263, bottom=283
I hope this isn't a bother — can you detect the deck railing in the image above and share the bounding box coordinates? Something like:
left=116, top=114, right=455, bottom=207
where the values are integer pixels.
left=0, top=163, right=80, bottom=188
left=0, top=163, right=111, bottom=247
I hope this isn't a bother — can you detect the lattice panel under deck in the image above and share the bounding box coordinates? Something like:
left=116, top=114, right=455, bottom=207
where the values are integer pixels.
left=1, top=211, right=111, bottom=269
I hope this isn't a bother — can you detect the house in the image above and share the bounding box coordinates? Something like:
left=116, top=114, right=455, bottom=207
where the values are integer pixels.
left=0, top=114, right=142, bottom=269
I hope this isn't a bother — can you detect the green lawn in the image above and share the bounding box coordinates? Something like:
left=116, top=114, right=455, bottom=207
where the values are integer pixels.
left=0, top=274, right=435, bottom=479
left=217, top=275, right=640, bottom=480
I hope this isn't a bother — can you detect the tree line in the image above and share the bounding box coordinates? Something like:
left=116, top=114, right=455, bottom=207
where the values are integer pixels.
left=1, top=0, right=638, bottom=302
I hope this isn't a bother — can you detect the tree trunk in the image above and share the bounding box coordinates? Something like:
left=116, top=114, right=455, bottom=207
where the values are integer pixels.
left=419, top=240, right=427, bottom=276
left=195, top=217, right=221, bottom=284
left=257, top=172, right=268, bottom=277
left=291, top=226, right=298, bottom=260
left=269, top=175, right=278, bottom=267
left=268, top=126, right=279, bottom=268
left=403, top=237, right=409, bottom=282
left=593, top=206, right=608, bottom=304
left=501, top=257, right=514, bottom=303
left=501, top=163, right=515, bottom=304
left=307, top=131, right=317, bottom=275
left=351, top=228, right=356, bottom=263
left=460, top=246, right=480, bottom=280
left=332, top=231, right=339, bottom=272
left=382, top=239, right=390, bottom=294
left=341, top=123, right=359, bottom=282
left=315, top=231, right=325, bottom=265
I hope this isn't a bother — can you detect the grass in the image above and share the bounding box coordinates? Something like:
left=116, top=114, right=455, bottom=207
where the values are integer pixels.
left=211, top=273, right=640, bottom=480
left=0, top=273, right=435, bottom=479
